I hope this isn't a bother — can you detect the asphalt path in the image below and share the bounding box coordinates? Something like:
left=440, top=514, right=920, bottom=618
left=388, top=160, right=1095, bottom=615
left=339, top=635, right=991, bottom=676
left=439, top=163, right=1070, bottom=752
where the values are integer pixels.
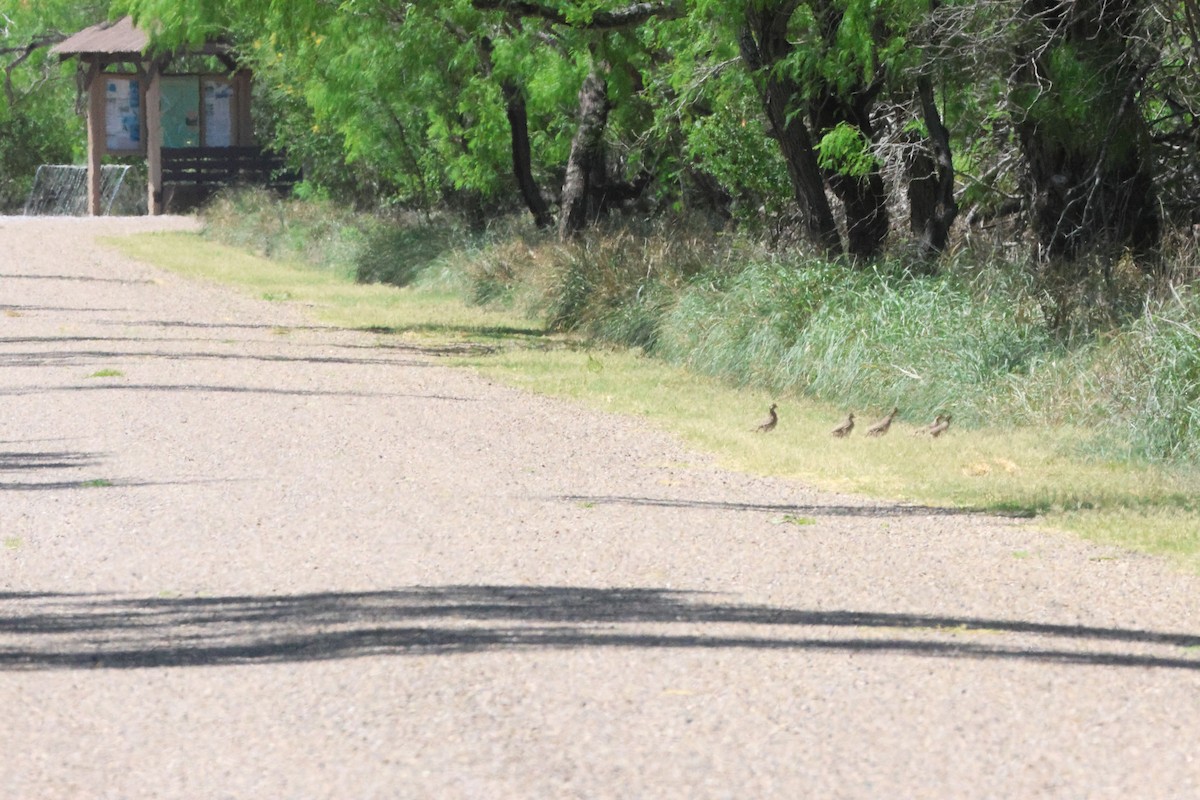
left=3, top=216, right=1200, bottom=798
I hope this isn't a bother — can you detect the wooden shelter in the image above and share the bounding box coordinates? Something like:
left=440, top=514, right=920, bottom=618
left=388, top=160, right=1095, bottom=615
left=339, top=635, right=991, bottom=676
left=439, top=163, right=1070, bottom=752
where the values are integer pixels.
left=51, top=16, right=283, bottom=215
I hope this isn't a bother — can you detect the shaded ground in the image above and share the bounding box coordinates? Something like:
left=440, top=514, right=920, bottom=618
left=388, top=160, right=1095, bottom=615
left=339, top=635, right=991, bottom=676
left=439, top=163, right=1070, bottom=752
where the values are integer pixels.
left=2, top=216, right=1200, bottom=798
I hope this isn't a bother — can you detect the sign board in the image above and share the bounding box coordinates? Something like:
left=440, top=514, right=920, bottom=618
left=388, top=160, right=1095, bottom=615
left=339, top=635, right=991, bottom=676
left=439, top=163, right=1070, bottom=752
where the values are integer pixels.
left=105, top=76, right=142, bottom=153
left=202, top=79, right=234, bottom=147
left=161, top=76, right=201, bottom=148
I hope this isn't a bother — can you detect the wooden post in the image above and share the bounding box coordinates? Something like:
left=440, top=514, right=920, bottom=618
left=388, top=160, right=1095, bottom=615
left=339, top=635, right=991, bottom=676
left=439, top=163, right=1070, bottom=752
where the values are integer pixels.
left=234, top=70, right=253, bottom=146
left=85, top=60, right=104, bottom=216
left=145, top=59, right=164, bottom=215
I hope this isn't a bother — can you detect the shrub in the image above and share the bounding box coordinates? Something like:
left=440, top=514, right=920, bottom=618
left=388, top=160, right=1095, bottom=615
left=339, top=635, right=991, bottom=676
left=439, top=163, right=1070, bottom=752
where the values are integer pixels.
left=203, top=188, right=364, bottom=274
left=354, top=224, right=459, bottom=287
left=1093, top=289, right=1200, bottom=461
left=535, top=224, right=746, bottom=350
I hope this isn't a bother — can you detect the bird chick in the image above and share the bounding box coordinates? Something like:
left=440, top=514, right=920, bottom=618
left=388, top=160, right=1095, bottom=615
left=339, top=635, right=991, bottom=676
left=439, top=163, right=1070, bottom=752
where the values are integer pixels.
left=755, top=403, right=778, bottom=433
left=866, top=407, right=899, bottom=437
left=914, top=413, right=945, bottom=436
left=929, top=413, right=952, bottom=437
left=831, top=412, right=855, bottom=438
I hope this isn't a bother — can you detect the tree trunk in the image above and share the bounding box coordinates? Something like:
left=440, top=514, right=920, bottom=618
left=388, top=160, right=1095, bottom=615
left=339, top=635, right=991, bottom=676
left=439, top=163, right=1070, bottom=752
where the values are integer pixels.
left=1013, top=0, right=1159, bottom=263
left=475, top=34, right=554, bottom=229
left=501, top=79, right=554, bottom=229
left=803, top=0, right=889, bottom=262
left=558, top=67, right=611, bottom=239
left=908, top=73, right=958, bottom=262
left=739, top=4, right=842, bottom=257
left=808, top=88, right=889, bottom=261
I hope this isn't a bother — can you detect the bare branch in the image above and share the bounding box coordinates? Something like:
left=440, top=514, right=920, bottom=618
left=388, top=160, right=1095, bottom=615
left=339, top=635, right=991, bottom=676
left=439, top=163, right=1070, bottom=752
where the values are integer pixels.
left=3, top=31, right=68, bottom=108
left=471, top=0, right=680, bottom=29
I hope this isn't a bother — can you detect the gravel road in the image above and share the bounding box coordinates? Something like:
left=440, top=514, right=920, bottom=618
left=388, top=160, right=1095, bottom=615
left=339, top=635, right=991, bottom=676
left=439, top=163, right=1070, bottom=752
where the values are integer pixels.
left=3, top=216, right=1200, bottom=798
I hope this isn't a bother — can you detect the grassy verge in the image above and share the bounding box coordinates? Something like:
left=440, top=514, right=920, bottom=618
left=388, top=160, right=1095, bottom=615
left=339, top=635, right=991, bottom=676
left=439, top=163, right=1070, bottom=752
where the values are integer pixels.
left=106, top=229, right=1200, bottom=572
left=106, top=232, right=549, bottom=347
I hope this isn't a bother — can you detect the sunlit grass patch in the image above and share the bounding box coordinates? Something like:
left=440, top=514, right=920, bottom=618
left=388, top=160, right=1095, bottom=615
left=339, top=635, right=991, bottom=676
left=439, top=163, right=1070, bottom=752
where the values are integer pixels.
left=1050, top=506, right=1200, bottom=569
left=104, top=232, right=542, bottom=348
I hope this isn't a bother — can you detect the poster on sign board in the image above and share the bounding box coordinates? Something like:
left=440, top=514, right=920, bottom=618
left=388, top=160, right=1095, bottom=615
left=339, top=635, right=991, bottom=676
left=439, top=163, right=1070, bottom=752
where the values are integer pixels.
left=161, top=76, right=201, bottom=148
left=203, top=80, right=234, bottom=147
left=105, top=77, right=141, bottom=152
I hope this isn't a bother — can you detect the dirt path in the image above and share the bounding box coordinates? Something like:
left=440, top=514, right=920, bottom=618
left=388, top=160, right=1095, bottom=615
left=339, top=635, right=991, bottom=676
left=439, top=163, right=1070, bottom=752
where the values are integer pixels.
left=3, top=216, right=1199, bottom=798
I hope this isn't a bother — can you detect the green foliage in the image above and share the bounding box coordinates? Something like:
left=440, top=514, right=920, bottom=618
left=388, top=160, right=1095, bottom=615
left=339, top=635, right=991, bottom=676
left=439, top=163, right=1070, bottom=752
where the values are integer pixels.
left=0, top=1, right=99, bottom=210
left=815, top=122, right=878, bottom=178
left=678, top=71, right=793, bottom=219
left=769, top=0, right=924, bottom=97
left=0, top=93, right=82, bottom=211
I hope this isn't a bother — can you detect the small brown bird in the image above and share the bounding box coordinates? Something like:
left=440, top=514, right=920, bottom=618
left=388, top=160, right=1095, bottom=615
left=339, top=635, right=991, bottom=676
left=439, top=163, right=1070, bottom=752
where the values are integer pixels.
left=830, top=412, right=855, bottom=438
left=866, top=407, right=899, bottom=437
left=755, top=403, right=779, bottom=433
left=914, top=413, right=945, bottom=435
left=929, top=413, right=952, bottom=437
left=913, top=414, right=944, bottom=436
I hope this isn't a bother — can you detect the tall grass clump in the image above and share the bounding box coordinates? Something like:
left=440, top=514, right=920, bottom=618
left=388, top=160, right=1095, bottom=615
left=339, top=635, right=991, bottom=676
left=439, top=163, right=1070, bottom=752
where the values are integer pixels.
left=354, top=223, right=463, bottom=287
left=460, top=229, right=554, bottom=307
left=1090, top=288, right=1200, bottom=461
left=538, top=230, right=683, bottom=349
left=656, top=255, right=850, bottom=387
left=658, top=257, right=1055, bottom=424
left=202, top=188, right=472, bottom=289
left=794, top=266, right=1054, bottom=422
left=202, top=188, right=367, bottom=277
left=464, top=221, right=750, bottom=351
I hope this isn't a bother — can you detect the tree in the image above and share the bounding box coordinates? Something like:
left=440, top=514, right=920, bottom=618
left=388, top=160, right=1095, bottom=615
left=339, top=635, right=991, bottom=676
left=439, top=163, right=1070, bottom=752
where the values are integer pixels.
left=119, top=0, right=678, bottom=234
left=0, top=2, right=108, bottom=210
left=1010, top=0, right=1161, bottom=263
left=905, top=0, right=958, bottom=261
left=737, top=1, right=843, bottom=255
left=111, top=0, right=1200, bottom=278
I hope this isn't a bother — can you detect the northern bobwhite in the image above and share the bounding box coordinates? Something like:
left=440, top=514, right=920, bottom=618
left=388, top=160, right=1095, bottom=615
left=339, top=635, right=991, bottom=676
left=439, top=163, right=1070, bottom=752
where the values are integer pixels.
left=915, top=413, right=945, bottom=435
left=929, top=413, right=952, bottom=437
left=831, top=412, right=855, bottom=438
left=755, top=403, right=778, bottom=433
left=866, top=407, right=899, bottom=437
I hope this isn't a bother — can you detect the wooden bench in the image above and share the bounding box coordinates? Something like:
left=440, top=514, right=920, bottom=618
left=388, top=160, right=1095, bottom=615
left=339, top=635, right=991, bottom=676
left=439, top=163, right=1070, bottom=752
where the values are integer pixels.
left=162, top=146, right=298, bottom=188
left=160, top=146, right=299, bottom=211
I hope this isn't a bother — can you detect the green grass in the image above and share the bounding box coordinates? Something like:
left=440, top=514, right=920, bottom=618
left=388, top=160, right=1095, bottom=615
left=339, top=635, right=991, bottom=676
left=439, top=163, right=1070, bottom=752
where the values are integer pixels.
left=87, top=369, right=124, bottom=378
left=105, top=233, right=548, bottom=349
left=104, top=229, right=1200, bottom=571
left=463, top=345, right=1194, bottom=513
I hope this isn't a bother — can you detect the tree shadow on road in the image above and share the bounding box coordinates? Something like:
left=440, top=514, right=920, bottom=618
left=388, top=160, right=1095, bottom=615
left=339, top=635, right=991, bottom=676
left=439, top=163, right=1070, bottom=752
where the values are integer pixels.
left=0, top=273, right=155, bottom=285
left=556, top=494, right=990, bottom=518
left=3, top=585, right=1198, bottom=672
left=0, top=450, right=103, bottom=472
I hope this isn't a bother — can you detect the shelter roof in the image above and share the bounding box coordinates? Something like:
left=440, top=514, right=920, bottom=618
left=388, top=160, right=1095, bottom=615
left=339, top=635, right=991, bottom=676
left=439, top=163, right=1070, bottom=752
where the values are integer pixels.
left=51, top=16, right=149, bottom=58
left=50, top=16, right=232, bottom=60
